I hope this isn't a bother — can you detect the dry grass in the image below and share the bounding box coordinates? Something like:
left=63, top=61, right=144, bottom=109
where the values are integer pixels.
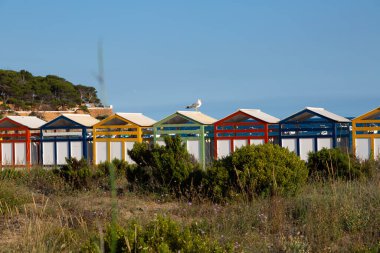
left=0, top=172, right=379, bottom=252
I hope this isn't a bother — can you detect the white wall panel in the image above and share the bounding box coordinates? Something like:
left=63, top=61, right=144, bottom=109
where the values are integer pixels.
left=300, top=138, right=315, bottom=161
left=57, top=142, right=69, bottom=165
left=250, top=139, right=264, bottom=145
left=187, top=140, right=200, bottom=161
left=317, top=138, right=332, bottom=151
left=43, top=142, right=55, bottom=165
left=71, top=141, right=83, bottom=160
left=125, top=142, right=135, bottom=164
left=356, top=138, right=370, bottom=160
left=110, top=142, right=122, bottom=161
left=282, top=139, right=297, bottom=153
left=96, top=142, right=107, bottom=164
left=15, top=143, right=26, bottom=165
left=374, top=138, right=380, bottom=160
left=156, top=140, right=166, bottom=146
left=234, top=139, right=248, bottom=151
left=2, top=143, right=13, bottom=165
left=31, top=143, right=39, bottom=165
left=217, top=140, right=230, bottom=159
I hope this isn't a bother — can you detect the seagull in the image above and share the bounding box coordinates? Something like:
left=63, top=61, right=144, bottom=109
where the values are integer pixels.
left=186, top=98, right=202, bottom=111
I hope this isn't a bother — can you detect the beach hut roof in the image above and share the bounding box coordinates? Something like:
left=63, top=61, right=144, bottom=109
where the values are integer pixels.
left=281, top=107, right=350, bottom=123
left=175, top=111, right=217, bottom=125
left=116, top=113, right=156, bottom=127
left=60, top=114, right=99, bottom=127
left=4, top=116, right=46, bottom=129
left=234, top=109, right=280, bottom=123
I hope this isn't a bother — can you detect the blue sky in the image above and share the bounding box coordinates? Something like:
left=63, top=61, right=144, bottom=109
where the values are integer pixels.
left=1, top=0, right=379, bottom=120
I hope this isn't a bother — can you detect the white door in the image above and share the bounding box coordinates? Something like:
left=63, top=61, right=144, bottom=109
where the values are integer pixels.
left=234, top=139, right=247, bottom=151
left=251, top=139, right=264, bottom=145
left=95, top=142, right=107, bottom=164
left=110, top=142, right=122, bottom=161
left=187, top=140, right=200, bottom=161
left=317, top=138, right=332, bottom=151
left=217, top=140, right=230, bottom=159
left=125, top=142, right=135, bottom=164
left=43, top=142, right=55, bottom=165
left=282, top=139, right=297, bottom=153
left=300, top=138, right=315, bottom=161
left=2, top=143, right=13, bottom=165
left=71, top=141, right=83, bottom=160
left=57, top=142, right=69, bottom=165
left=15, top=143, right=26, bottom=165
left=356, top=138, right=370, bottom=160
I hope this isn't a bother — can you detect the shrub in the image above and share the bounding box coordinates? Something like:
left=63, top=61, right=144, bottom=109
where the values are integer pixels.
left=0, top=180, right=32, bottom=213
left=97, top=158, right=129, bottom=178
left=54, top=158, right=92, bottom=190
left=307, top=148, right=370, bottom=181
left=127, top=136, right=199, bottom=194
left=208, top=144, right=308, bottom=199
left=0, top=168, right=24, bottom=180
left=81, top=216, right=232, bottom=253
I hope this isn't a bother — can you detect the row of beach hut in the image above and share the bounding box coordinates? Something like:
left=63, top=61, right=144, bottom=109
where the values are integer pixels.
left=0, top=106, right=379, bottom=168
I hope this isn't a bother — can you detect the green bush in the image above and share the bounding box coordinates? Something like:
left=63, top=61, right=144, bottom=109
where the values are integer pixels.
left=0, top=180, right=32, bottom=213
left=208, top=144, right=308, bottom=199
left=307, top=148, right=372, bottom=181
left=54, top=158, right=92, bottom=190
left=0, top=168, right=24, bottom=180
left=127, top=136, right=199, bottom=194
left=81, top=216, right=232, bottom=253
left=97, top=158, right=129, bottom=178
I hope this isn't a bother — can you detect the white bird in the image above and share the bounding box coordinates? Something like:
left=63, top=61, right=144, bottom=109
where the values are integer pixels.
left=186, top=98, right=202, bottom=111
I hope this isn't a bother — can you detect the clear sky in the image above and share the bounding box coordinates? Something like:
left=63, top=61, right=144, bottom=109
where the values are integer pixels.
left=1, top=0, right=379, bottom=120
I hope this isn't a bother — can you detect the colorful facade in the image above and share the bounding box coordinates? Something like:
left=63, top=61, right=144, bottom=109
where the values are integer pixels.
left=279, top=107, right=351, bottom=160
left=0, top=116, right=46, bottom=167
left=352, top=106, right=380, bottom=160
left=153, top=111, right=216, bottom=169
left=93, top=113, right=156, bottom=164
left=40, top=114, right=99, bottom=165
left=213, top=109, right=279, bottom=159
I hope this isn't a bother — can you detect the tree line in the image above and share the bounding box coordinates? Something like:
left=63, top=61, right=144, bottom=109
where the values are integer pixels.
left=0, top=69, right=101, bottom=111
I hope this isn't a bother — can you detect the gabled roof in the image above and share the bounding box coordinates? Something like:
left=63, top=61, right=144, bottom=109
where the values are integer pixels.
left=1, top=116, right=46, bottom=129
left=61, top=114, right=99, bottom=127
left=155, top=111, right=217, bottom=126
left=217, top=109, right=280, bottom=124
left=280, top=107, right=350, bottom=123
left=116, top=113, right=156, bottom=127
left=43, top=114, right=99, bottom=128
left=353, top=106, right=380, bottom=121
left=176, top=111, right=217, bottom=125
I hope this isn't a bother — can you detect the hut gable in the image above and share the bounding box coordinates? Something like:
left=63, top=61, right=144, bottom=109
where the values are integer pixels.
left=157, top=111, right=217, bottom=126
left=353, top=106, right=380, bottom=121
left=281, top=107, right=350, bottom=123
left=5, top=116, right=46, bottom=129
left=43, top=114, right=99, bottom=129
left=116, top=113, right=156, bottom=127
left=218, top=109, right=280, bottom=124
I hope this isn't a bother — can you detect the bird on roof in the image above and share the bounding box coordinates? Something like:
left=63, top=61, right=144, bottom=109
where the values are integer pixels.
left=186, top=98, right=202, bottom=111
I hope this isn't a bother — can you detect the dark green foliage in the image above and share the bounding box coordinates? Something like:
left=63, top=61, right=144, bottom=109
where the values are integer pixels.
left=0, top=168, right=23, bottom=180
left=127, top=136, right=199, bottom=194
left=97, top=158, right=129, bottom=178
left=81, top=216, right=232, bottom=253
left=0, top=181, right=32, bottom=213
left=307, top=148, right=375, bottom=181
left=0, top=69, right=101, bottom=110
left=206, top=144, right=309, bottom=200
left=54, top=158, right=92, bottom=190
